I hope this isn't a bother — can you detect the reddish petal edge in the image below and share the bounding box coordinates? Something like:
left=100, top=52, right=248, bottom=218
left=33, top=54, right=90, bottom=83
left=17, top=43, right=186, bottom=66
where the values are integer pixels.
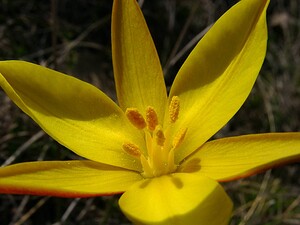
left=0, top=185, right=123, bottom=198
left=0, top=160, right=143, bottom=198
left=219, top=155, right=300, bottom=182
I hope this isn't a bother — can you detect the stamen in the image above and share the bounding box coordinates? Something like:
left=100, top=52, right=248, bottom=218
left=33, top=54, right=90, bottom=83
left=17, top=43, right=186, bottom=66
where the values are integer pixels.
left=155, top=126, right=165, bottom=146
left=172, top=128, right=187, bottom=149
left=122, top=142, right=142, bottom=158
left=169, top=96, right=180, bottom=123
left=146, top=106, right=158, bottom=131
left=125, top=108, right=146, bottom=129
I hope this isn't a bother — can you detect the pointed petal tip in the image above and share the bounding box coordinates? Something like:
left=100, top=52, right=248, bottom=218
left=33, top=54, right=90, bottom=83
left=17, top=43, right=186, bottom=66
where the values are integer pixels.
left=0, top=60, right=145, bottom=171
left=112, top=0, right=167, bottom=119
left=169, top=0, right=270, bottom=163
left=183, top=133, right=300, bottom=182
left=0, top=160, right=143, bottom=197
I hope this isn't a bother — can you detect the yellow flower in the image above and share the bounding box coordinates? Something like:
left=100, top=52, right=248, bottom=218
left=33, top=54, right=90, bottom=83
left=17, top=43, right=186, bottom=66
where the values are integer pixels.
left=0, top=0, right=299, bottom=224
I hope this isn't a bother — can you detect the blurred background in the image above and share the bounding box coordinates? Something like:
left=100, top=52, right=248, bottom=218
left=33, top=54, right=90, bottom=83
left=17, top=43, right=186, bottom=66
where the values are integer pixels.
left=0, top=0, right=299, bottom=224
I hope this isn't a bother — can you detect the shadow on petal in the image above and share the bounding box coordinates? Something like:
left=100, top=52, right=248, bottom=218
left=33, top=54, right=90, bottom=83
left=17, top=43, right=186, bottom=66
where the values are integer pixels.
left=120, top=173, right=232, bottom=225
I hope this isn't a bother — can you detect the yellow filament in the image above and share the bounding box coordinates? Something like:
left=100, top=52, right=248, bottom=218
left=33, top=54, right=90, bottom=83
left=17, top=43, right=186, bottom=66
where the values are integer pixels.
left=122, top=142, right=142, bottom=158
left=146, top=106, right=158, bottom=131
left=125, top=108, right=146, bottom=129
left=169, top=96, right=180, bottom=123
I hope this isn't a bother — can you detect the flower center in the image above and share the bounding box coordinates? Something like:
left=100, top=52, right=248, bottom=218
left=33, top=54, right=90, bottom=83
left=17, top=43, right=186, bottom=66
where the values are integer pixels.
left=122, top=96, right=187, bottom=178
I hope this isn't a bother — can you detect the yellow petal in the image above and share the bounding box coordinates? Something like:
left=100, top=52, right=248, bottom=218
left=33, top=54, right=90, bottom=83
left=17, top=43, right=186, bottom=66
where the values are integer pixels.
left=119, top=173, right=232, bottom=225
left=0, top=61, right=144, bottom=171
left=169, top=0, right=269, bottom=163
left=0, top=160, right=143, bottom=197
left=179, top=133, right=300, bottom=182
left=112, top=0, right=167, bottom=121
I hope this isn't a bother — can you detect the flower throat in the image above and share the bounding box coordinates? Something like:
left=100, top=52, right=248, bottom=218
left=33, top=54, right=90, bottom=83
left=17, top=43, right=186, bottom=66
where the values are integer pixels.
left=122, top=96, right=187, bottom=178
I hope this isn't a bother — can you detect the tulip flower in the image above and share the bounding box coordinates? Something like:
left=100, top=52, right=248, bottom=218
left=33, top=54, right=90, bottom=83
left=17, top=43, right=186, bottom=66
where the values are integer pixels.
left=0, top=0, right=299, bottom=224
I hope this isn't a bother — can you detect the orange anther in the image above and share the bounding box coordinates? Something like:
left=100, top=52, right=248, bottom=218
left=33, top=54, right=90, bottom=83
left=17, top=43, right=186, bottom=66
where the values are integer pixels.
left=155, top=126, right=165, bottom=146
left=125, top=108, right=146, bottom=129
left=122, top=142, right=142, bottom=158
left=146, top=106, right=158, bottom=131
left=169, top=96, right=180, bottom=123
left=172, top=128, right=187, bottom=149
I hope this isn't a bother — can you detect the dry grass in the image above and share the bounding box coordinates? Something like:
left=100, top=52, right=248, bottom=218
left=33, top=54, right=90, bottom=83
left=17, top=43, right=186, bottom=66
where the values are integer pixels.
left=0, top=0, right=299, bottom=224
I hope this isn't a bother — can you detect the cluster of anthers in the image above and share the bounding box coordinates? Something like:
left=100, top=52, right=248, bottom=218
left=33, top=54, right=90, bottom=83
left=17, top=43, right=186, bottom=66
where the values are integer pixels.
left=122, top=96, right=187, bottom=178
